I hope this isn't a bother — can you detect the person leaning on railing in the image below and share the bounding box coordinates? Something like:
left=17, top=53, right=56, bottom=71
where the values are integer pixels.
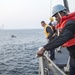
left=41, top=21, right=55, bottom=60
left=37, top=4, right=75, bottom=75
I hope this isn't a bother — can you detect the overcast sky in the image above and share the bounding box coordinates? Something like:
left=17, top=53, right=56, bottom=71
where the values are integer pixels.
left=0, top=0, right=75, bottom=29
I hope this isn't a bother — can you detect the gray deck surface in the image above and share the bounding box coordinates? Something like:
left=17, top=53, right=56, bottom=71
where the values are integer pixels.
left=54, top=47, right=69, bottom=65
left=50, top=47, right=69, bottom=75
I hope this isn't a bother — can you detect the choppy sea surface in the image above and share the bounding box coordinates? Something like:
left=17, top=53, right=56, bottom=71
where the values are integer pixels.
left=0, top=29, right=46, bottom=75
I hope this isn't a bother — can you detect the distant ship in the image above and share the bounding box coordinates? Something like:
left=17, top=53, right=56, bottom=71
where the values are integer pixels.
left=0, top=24, right=4, bottom=30
left=11, top=35, right=16, bottom=38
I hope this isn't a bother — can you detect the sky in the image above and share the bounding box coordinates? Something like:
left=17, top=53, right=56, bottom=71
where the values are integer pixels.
left=0, top=0, right=75, bottom=29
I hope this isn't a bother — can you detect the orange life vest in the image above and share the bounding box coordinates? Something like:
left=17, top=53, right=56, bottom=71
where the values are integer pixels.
left=56, top=12, right=75, bottom=47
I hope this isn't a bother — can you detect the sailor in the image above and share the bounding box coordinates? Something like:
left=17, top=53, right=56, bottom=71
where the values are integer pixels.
left=49, top=17, right=54, bottom=26
left=41, top=21, right=55, bottom=60
left=49, top=17, right=62, bottom=53
left=38, top=5, right=75, bottom=75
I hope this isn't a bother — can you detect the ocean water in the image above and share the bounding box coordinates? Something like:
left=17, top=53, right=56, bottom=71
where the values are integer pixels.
left=0, top=29, right=46, bottom=75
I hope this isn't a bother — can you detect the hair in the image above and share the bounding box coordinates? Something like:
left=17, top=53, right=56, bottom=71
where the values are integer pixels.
left=41, top=21, right=45, bottom=23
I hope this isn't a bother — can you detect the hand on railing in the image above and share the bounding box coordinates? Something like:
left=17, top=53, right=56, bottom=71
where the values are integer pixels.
left=37, top=47, right=45, bottom=57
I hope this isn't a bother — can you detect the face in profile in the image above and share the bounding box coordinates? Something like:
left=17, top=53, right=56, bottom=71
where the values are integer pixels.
left=41, top=23, right=45, bottom=27
left=54, top=14, right=61, bottom=23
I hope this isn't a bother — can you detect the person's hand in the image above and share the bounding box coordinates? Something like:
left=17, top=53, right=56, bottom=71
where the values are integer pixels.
left=37, top=47, right=45, bottom=57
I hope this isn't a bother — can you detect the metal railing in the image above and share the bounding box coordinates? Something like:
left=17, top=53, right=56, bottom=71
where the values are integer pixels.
left=38, top=50, right=69, bottom=75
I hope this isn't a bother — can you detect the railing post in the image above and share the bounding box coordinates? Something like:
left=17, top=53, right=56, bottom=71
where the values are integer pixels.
left=38, top=56, right=49, bottom=75
left=38, top=56, right=45, bottom=75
